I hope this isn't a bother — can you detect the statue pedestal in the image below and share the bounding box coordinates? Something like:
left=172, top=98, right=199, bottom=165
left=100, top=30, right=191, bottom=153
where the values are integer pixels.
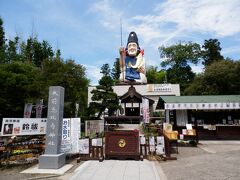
left=38, top=153, right=66, bottom=169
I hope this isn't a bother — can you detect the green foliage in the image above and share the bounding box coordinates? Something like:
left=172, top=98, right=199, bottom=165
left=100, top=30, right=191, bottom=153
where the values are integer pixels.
left=159, top=42, right=202, bottom=94
left=89, top=63, right=120, bottom=119
left=0, top=17, right=6, bottom=64
left=0, top=62, right=40, bottom=117
left=111, top=58, right=121, bottom=84
left=0, top=17, right=5, bottom=47
left=5, top=36, right=21, bottom=63
left=185, top=60, right=240, bottom=95
left=167, top=64, right=195, bottom=94
left=38, top=58, right=90, bottom=117
left=20, top=37, right=54, bottom=66
left=202, top=39, right=224, bottom=66
left=0, top=17, right=90, bottom=119
left=146, top=66, right=166, bottom=83
left=159, top=42, right=202, bottom=67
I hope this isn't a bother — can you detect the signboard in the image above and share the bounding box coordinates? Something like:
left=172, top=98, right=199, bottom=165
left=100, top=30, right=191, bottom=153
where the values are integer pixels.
left=85, top=120, right=104, bottom=137
left=61, top=118, right=81, bottom=154
left=1, top=117, right=81, bottom=154
left=61, top=118, right=71, bottom=153
left=147, top=84, right=172, bottom=92
left=1, top=118, right=47, bottom=136
left=70, top=118, right=81, bottom=154
left=165, top=102, right=240, bottom=110
left=140, top=136, right=146, bottom=145
left=91, top=138, right=103, bottom=146
left=79, top=139, right=90, bottom=154
left=156, top=136, right=165, bottom=155
left=149, top=136, right=155, bottom=152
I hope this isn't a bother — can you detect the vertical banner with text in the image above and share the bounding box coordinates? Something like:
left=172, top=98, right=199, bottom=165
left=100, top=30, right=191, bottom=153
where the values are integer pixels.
left=24, top=103, right=32, bottom=118
left=142, top=98, right=149, bottom=123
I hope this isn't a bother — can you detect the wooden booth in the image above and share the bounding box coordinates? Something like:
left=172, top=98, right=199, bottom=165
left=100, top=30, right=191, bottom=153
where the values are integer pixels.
left=157, top=95, right=240, bottom=140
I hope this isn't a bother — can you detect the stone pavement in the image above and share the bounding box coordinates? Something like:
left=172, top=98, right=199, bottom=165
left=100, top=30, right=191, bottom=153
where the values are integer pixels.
left=158, top=141, right=240, bottom=180
left=67, top=160, right=160, bottom=180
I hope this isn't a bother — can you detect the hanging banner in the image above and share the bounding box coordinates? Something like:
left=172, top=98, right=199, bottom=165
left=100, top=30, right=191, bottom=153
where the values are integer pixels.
left=24, top=103, right=32, bottom=118
left=36, top=103, right=43, bottom=118
left=142, top=98, right=149, bottom=123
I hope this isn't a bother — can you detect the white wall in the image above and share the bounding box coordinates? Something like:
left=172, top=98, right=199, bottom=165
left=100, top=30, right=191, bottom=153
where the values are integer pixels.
left=88, top=84, right=180, bottom=112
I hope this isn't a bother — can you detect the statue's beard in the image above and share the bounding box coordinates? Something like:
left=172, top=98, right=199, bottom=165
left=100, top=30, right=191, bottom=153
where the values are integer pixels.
left=128, top=49, right=137, bottom=56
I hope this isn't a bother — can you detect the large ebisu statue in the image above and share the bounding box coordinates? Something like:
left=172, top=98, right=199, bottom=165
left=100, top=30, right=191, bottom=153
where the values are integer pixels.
left=119, top=31, right=147, bottom=84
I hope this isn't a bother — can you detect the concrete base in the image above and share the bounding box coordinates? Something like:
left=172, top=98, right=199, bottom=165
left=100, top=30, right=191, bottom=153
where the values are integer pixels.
left=21, top=164, right=73, bottom=175
left=39, top=153, right=66, bottom=169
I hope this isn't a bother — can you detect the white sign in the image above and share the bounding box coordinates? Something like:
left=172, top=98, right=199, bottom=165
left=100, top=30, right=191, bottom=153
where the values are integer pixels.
left=186, top=124, right=193, bottom=130
left=61, top=118, right=81, bottom=154
left=156, top=136, right=165, bottom=155
left=1, top=117, right=81, bottom=154
left=92, top=138, right=103, bottom=146
left=165, top=102, right=240, bottom=110
left=1, top=118, right=47, bottom=136
left=140, top=136, right=146, bottom=145
left=79, top=139, right=90, bottom=154
left=70, top=118, right=81, bottom=153
left=1, top=118, right=81, bottom=154
left=148, top=84, right=172, bottom=92
left=149, top=136, right=155, bottom=152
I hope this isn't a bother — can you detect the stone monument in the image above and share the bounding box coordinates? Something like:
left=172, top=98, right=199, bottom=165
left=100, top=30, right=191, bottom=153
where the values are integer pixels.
left=39, top=86, right=66, bottom=169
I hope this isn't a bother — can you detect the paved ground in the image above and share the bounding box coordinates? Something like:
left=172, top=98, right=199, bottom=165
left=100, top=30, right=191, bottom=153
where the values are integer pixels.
left=158, top=141, right=240, bottom=180
left=67, top=160, right=160, bottom=180
left=1, top=141, right=240, bottom=180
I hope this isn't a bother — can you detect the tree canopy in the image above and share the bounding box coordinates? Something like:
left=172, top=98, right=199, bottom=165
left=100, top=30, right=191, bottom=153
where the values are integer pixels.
left=202, top=39, right=224, bottom=66
left=185, top=60, right=240, bottom=95
left=159, top=42, right=202, bottom=94
left=88, top=64, right=120, bottom=119
left=0, top=17, right=89, bottom=119
left=146, top=66, right=166, bottom=84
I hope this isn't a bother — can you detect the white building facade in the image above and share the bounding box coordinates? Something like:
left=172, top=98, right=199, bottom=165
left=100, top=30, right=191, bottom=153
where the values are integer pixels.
left=88, top=84, right=180, bottom=112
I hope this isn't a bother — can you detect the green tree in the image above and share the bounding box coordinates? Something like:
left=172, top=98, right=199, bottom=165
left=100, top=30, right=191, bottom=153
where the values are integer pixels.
left=185, top=60, right=240, bottom=95
left=38, top=58, right=89, bottom=117
left=89, top=64, right=120, bottom=119
left=202, top=39, right=224, bottom=66
left=6, top=36, right=21, bottom=63
left=111, top=58, right=121, bottom=84
left=0, top=17, right=6, bottom=64
left=20, top=37, right=54, bottom=66
left=146, top=66, right=166, bottom=83
left=0, top=62, right=41, bottom=118
left=159, top=42, right=202, bottom=94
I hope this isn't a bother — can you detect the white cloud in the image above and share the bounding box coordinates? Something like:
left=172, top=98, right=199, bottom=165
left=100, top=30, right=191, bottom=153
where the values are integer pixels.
left=89, top=0, right=122, bottom=30
left=125, top=0, right=240, bottom=46
left=191, top=64, right=204, bottom=74
left=154, top=0, right=240, bottom=37
left=84, top=64, right=102, bottom=85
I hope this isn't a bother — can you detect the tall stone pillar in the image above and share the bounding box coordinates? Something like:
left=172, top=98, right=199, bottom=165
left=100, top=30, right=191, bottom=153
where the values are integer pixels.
left=39, top=86, right=66, bottom=169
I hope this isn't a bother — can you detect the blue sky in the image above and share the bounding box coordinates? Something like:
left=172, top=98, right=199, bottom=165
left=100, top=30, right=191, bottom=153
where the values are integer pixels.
left=1, top=0, right=240, bottom=85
